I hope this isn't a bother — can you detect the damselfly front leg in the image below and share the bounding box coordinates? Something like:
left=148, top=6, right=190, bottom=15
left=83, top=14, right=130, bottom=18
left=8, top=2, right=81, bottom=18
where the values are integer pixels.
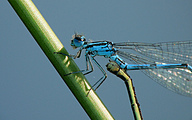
left=55, top=51, right=107, bottom=85
left=83, top=54, right=94, bottom=75
left=54, top=51, right=94, bottom=76
left=55, top=50, right=107, bottom=95
left=54, top=49, right=82, bottom=59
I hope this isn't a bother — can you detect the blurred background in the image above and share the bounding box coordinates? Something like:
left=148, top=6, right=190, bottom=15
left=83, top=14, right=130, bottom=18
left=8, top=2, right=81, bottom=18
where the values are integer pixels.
left=1, top=0, right=192, bottom=119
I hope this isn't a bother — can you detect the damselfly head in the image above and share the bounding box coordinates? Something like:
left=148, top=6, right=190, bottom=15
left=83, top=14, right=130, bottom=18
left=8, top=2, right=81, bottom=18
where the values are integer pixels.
left=71, top=33, right=86, bottom=49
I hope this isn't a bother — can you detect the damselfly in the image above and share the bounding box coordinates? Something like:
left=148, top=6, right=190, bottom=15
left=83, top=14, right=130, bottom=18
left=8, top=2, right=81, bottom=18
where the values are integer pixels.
left=55, top=33, right=192, bottom=97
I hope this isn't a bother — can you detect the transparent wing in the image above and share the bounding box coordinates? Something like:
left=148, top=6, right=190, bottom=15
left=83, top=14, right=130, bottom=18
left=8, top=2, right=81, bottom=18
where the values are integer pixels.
left=114, top=40, right=192, bottom=65
left=117, top=50, right=192, bottom=97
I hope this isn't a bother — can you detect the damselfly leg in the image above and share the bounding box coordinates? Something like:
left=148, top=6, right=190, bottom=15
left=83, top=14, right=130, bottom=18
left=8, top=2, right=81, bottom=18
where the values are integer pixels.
left=91, top=57, right=107, bottom=90
left=54, top=52, right=108, bottom=94
left=54, top=51, right=81, bottom=59
left=54, top=52, right=93, bottom=75
left=86, top=57, right=107, bottom=96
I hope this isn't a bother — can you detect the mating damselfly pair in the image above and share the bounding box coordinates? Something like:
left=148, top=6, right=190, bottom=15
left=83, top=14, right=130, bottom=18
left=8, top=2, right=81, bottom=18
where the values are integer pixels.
left=55, top=33, right=192, bottom=97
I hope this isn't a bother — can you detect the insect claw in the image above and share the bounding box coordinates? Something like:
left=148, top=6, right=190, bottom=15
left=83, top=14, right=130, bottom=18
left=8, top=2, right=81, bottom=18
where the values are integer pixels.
left=54, top=52, right=74, bottom=58
left=64, top=70, right=86, bottom=76
left=86, top=88, right=94, bottom=97
left=64, top=73, right=72, bottom=76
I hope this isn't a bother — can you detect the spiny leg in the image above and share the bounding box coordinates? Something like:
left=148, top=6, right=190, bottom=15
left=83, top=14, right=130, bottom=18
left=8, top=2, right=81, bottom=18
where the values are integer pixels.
left=87, top=57, right=107, bottom=96
left=55, top=52, right=107, bottom=95
left=54, top=52, right=93, bottom=76
left=83, top=55, right=94, bottom=75
left=54, top=52, right=73, bottom=58
left=67, top=54, right=94, bottom=75
left=54, top=50, right=82, bottom=59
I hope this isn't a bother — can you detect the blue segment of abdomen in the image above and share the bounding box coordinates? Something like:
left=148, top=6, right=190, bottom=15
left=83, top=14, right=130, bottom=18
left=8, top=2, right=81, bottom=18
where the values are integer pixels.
left=110, top=55, right=192, bottom=71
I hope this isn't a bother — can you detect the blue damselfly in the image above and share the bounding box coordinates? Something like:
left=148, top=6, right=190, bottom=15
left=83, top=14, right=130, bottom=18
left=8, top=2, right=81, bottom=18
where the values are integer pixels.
left=55, top=33, right=192, bottom=97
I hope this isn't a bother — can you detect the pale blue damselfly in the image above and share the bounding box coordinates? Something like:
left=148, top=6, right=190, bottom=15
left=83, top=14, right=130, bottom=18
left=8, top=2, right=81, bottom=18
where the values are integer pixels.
left=55, top=33, right=192, bottom=97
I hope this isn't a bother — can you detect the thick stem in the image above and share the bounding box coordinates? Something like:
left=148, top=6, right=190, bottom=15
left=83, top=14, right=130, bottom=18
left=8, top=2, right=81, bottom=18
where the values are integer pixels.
left=8, top=0, right=114, bottom=119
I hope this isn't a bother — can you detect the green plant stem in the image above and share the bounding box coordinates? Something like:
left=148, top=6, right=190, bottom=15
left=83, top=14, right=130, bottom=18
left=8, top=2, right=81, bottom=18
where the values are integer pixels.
left=8, top=0, right=114, bottom=119
left=106, top=61, right=143, bottom=120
